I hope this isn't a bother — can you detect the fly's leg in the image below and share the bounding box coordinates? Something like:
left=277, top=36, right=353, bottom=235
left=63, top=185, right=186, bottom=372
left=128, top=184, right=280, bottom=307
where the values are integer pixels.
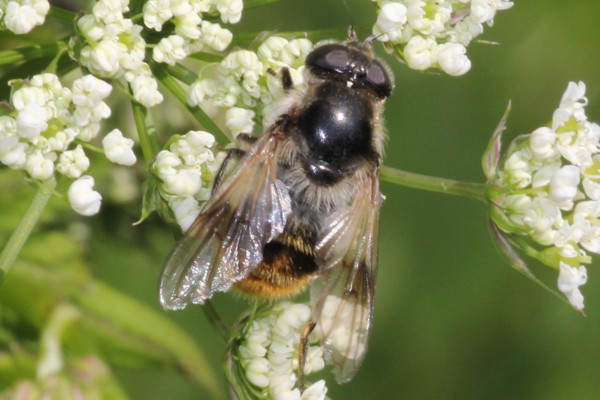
left=212, top=133, right=258, bottom=192
left=298, top=321, right=316, bottom=392
left=267, top=66, right=294, bottom=93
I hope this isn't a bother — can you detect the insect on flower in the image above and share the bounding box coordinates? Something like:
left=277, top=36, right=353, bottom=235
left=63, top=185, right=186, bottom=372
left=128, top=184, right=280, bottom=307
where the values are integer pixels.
left=159, top=28, right=393, bottom=383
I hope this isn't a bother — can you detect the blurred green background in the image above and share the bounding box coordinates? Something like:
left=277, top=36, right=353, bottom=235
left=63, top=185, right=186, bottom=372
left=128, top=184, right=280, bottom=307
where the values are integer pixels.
left=3, top=0, right=600, bottom=399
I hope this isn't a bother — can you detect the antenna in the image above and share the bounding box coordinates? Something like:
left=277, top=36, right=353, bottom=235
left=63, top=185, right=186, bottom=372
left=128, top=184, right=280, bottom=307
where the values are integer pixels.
left=364, top=30, right=389, bottom=46
left=340, top=0, right=355, bottom=38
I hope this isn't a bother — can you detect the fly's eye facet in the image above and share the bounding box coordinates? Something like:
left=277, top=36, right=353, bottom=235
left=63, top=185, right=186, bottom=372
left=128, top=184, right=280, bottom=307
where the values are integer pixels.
left=366, top=61, right=392, bottom=98
left=306, top=44, right=351, bottom=74
left=306, top=43, right=393, bottom=98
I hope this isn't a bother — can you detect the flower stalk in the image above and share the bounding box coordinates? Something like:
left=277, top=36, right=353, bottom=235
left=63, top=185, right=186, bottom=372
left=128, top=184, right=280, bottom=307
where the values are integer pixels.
left=48, top=5, right=78, bottom=23
left=153, top=65, right=228, bottom=144
left=131, top=100, right=160, bottom=163
left=0, top=177, right=56, bottom=285
left=0, top=42, right=67, bottom=66
left=380, top=165, right=487, bottom=202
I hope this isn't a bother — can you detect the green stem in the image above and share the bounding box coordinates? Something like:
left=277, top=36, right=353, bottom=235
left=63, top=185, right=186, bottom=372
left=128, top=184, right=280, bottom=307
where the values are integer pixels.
left=131, top=100, right=161, bottom=162
left=152, top=64, right=229, bottom=144
left=380, top=165, right=486, bottom=202
left=78, top=141, right=105, bottom=155
left=201, top=300, right=229, bottom=341
left=0, top=42, right=67, bottom=66
left=48, top=5, right=78, bottom=24
left=0, top=178, right=56, bottom=285
left=230, top=28, right=344, bottom=48
left=164, top=63, right=198, bottom=86
left=243, top=0, right=284, bottom=9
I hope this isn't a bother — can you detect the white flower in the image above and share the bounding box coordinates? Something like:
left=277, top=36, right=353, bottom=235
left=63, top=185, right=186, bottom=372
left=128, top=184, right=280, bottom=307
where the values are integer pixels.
left=557, top=263, right=587, bottom=311
left=553, top=81, right=588, bottom=129
left=0, top=116, right=19, bottom=153
left=403, top=36, right=436, bottom=71
left=522, top=197, right=562, bottom=246
left=10, top=86, right=47, bottom=111
left=68, top=176, right=102, bottom=216
left=154, top=146, right=202, bottom=198
left=200, top=21, right=233, bottom=52
left=153, top=34, right=189, bottom=65
left=549, top=165, right=580, bottom=209
left=216, top=0, right=243, bottom=24
left=25, top=150, right=54, bottom=180
left=82, top=40, right=123, bottom=77
left=129, top=72, right=163, bottom=107
left=317, top=295, right=367, bottom=361
left=15, top=102, right=48, bottom=139
left=77, top=14, right=105, bottom=41
left=257, top=36, right=290, bottom=65
left=171, top=130, right=215, bottom=164
left=233, top=301, right=327, bottom=398
left=3, top=0, right=49, bottom=34
left=56, top=145, right=90, bottom=178
left=303, top=346, right=325, bottom=375
left=372, top=0, right=512, bottom=75
left=169, top=197, right=201, bottom=231
left=470, top=0, right=506, bottom=24
left=279, top=39, right=313, bottom=67
left=174, top=11, right=201, bottom=40
left=300, top=380, right=327, bottom=400
left=451, top=18, right=484, bottom=46
left=102, top=129, right=137, bottom=166
left=161, top=164, right=202, bottom=197
left=373, top=1, right=407, bottom=42
left=246, top=358, right=270, bottom=388
left=225, top=107, right=255, bottom=137
left=529, top=127, right=558, bottom=160
left=0, top=142, right=29, bottom=169
left=0, top=73, right=118, bottom=188
left=142, top=0, right=173, bottom=31
left=502, top=148, right=534, bottom=189
left=434, top=42, right=471, bottom=76
left=187, top=78, right=218, bottom=106
left=71, top=75, right=113, bottom=108
left=406, top=1, right=449, bottom=36
left=488, top=81, right=600, bottom=311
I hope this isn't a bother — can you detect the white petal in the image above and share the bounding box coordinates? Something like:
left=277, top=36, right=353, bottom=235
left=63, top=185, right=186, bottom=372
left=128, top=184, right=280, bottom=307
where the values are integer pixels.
left=557, top=263, right=587, bottom=311
left=68, top=175, right=102, bottom=216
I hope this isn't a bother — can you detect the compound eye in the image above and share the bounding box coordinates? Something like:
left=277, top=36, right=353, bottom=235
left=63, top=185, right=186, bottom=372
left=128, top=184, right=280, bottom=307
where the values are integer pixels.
left=366, top=61, right=392, bottom=98
left=306, top=44, right=351, bottom=73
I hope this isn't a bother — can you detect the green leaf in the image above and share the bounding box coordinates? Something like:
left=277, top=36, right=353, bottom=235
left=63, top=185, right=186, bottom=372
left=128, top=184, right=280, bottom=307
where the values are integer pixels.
left=135, top=176, right=158, bottom=226
left=488, top=221, right=573, bottom=310
left=131, top=100, right=161, bottom=163
left=0, top=42, right=66, bottom=66
left=0, top=232, right=225, bottom=399
left=152, top=64, right=229, bottom=145
left=73, top=282, right=225, bottom=398
left=482, top=101, right=511, bottom=180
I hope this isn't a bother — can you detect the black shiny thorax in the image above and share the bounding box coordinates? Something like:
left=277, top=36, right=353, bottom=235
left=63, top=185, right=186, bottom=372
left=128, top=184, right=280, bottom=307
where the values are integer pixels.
left=296, top=80, right=377, bottom=186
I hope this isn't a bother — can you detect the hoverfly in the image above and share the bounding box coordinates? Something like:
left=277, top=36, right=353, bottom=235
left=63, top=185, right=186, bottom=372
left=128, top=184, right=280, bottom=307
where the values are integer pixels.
left=160, top=29, right=392, bottom=383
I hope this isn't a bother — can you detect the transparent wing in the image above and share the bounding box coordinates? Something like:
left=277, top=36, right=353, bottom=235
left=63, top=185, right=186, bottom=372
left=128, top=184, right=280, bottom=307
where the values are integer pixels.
left=160, top=133, right=292, bottom=310
left=311, top=168, right=382, bottom=383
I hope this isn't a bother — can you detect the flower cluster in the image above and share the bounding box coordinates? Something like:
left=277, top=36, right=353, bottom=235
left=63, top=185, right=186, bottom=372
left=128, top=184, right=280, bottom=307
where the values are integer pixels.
left=317, top=294, right=368, bottom=364
left=231, top=302, right=327, bottom=400
left=0, top=356, right=118, bottom=399
left=144, top=0, right=240, bottom=65
left=0, top=73, right=136, bottom=215
left=372, top=0, right=513, bottom=76
left=152, top=130, right=224, bottom=230
left=488, top=81, right=600, bottom=311
left=75, top=0, right=163, bottom=107
left=0, top=0, right=49, bottom=34
left=187, top=36, right=313, bottom=135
